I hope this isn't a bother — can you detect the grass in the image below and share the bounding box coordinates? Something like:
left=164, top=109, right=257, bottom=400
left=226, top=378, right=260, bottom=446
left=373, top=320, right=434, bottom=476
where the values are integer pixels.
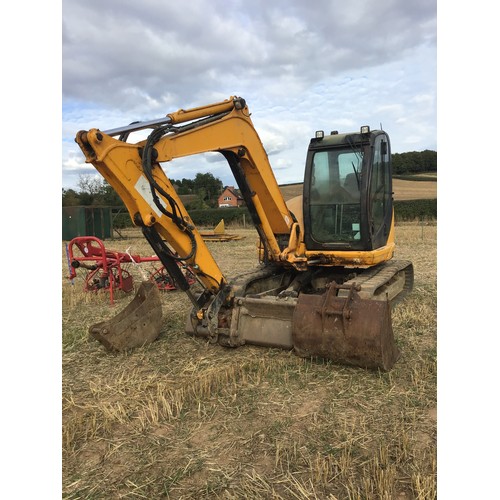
left=62, top=223, right=436, bottom=499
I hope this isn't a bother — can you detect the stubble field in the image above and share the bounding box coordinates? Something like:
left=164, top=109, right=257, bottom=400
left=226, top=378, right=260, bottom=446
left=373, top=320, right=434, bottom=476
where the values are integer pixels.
left=62, top=222, right=436, bottom=499
left=279, top=178, right=437, bottom=202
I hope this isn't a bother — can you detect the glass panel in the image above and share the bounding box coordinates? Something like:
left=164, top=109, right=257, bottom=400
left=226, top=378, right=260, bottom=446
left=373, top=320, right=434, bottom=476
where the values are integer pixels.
left=369, top=137, right=390, bottom=236
left=310, top=149, right=362, bottom=243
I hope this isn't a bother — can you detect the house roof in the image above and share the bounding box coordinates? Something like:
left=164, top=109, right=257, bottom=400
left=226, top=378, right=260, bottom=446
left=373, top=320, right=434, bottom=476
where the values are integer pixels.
left=221, top=186, right=243, bottom=200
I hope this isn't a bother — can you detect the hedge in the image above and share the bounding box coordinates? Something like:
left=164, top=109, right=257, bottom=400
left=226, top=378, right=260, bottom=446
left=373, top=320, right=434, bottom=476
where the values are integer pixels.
left=113, top=201, right=436, bottom=230
left=188, top=208, right=252, bottom=227
left=393, top=174, right=437, bottom=182
left=189, top=201, right=436, bottom=226
left=394, top=199, right=436, bottom=221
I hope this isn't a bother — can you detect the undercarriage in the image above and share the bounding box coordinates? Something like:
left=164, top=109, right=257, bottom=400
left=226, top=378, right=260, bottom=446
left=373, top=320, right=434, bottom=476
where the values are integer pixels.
left=187, top=260, right=414, bottom=371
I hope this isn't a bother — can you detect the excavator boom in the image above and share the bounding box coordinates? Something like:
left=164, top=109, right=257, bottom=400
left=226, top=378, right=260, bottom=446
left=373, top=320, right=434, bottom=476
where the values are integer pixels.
left=76, top=97, right=294, bottom=288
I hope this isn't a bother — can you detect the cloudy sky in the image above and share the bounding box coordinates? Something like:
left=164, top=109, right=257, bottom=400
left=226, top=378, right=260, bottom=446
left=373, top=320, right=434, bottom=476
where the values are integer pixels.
left=62, top=0, right=436, bottom=190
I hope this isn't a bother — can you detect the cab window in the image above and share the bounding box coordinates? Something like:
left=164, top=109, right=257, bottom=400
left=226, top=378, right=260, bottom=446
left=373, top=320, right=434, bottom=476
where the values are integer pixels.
left=309, top=149, right=362, bottom=243
left=368, top=135, right=391, bottom=242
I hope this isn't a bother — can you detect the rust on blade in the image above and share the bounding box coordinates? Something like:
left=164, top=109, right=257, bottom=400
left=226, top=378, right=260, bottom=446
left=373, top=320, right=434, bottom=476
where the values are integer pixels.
left=292, top=282, right=400, bottom=371
left=89, top=281, right=163, bottom=352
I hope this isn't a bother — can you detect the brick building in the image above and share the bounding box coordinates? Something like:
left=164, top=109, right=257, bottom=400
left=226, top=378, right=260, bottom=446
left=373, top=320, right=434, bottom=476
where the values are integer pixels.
left=217, top=186, right=244, bottom=208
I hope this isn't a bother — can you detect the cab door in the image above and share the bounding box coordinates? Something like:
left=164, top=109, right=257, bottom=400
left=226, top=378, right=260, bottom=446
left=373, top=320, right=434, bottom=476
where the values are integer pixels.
left=368, top=133, right=392, bottom=249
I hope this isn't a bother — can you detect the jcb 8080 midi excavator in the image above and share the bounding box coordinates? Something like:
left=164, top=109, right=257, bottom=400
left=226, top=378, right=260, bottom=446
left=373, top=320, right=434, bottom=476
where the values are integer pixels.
left=75, top=96, right=413, bottom=371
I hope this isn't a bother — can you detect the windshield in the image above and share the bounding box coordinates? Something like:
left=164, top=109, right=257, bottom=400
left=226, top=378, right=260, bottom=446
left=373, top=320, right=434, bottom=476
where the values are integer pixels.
left=309, top=148, right=362, bottom=243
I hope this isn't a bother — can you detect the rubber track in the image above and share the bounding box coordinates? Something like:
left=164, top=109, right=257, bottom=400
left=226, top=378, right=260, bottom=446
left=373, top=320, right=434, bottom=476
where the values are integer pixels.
left=343, top=259, right=414, bottom=307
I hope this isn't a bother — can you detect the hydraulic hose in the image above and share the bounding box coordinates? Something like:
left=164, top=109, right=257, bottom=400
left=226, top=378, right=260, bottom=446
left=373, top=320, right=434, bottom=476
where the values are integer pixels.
left=141, top=125, right=197, bottom=262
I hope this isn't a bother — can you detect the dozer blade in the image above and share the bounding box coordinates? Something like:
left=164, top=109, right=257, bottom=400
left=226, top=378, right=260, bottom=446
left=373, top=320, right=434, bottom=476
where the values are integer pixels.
left=292, top=283, right=400, bottom=371
left=89, top=281, right=163, bottom=352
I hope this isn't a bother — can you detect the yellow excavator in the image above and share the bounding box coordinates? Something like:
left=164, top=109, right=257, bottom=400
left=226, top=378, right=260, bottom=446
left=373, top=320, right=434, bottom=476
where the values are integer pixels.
left=75, top=96, right=413, bottom=371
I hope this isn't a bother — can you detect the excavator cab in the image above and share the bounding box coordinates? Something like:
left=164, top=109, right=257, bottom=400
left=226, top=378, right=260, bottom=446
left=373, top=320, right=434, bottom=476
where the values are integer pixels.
left=304, top=127, right=392, bottom=251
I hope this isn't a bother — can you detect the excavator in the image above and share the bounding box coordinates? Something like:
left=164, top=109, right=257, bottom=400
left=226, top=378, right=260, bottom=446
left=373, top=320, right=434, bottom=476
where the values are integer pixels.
left=75, top=96, right=413, bottom=371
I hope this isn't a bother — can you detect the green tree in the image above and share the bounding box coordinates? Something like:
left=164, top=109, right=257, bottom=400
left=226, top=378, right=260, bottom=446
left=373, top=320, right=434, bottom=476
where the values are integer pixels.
left=392, top=150, right=437, bottom=175
left=171, top=173, right=224, bottom=207
left=64, top=172, right=224, bottom=208
left=61, top=175, right=123, bottom=206
left=171, top=177, right=195, bottom=194
left=192, top=172, right=223, bottom=207
left=421, top=149, right=437, bottom=171
left=62, top=188, right=80, bottom=206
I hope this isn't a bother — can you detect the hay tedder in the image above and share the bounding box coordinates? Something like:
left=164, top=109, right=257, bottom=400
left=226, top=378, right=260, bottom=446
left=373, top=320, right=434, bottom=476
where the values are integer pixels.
left=66, top=236, right=195, bottom=304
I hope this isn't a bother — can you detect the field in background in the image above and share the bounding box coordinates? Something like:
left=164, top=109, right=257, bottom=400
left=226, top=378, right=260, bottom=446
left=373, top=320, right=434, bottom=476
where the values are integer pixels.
left=62, top=224, right=437, bottom=499
left=391, top=179, right=437, bottom=201
left=279, top=178, right=437, bottom=201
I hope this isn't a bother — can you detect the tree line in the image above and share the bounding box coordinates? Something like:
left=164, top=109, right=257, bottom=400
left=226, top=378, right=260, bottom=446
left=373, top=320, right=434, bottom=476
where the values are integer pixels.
left=392, top=150, right=436, bottom=175
left=62, top=150, right=436, bottom=206
left=62, top=172, right=223, bottom=208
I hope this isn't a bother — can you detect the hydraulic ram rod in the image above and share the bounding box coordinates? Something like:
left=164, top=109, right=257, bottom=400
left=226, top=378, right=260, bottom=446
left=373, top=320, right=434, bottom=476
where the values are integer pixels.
left=103, top=117, right=173, bottom=137
left=103, top=96, right=241, bottom=137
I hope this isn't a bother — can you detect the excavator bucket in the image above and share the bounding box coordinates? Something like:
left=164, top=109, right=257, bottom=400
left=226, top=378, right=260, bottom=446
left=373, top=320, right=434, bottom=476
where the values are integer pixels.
left=89, top=281, right=163, bottom=352
left=292, top=283, right=400, bottom=371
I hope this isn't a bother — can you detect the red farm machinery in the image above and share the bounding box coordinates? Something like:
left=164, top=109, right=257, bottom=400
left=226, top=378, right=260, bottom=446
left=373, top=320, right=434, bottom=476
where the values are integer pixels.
left=66, top=236, right=195, bottom=304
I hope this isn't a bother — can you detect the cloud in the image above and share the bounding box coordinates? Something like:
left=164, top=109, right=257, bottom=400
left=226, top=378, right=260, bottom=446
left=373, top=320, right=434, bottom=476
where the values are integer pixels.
left=62, top=0, right=436, bottom=188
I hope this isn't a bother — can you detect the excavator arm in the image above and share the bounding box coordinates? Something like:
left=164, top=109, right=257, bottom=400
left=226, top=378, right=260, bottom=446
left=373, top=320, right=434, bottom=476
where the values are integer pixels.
left=76, top=97, right=297, bottom=301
